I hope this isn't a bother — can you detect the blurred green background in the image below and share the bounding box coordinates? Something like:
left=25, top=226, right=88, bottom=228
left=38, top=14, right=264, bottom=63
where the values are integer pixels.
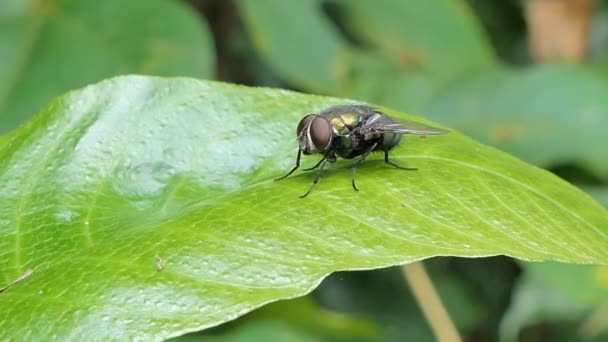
left=2, top=0, right=608, bottom=341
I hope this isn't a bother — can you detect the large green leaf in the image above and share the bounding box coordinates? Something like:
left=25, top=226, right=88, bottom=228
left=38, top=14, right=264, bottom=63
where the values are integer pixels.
left=1, top=76, right=607, bottom=340
left=0, top=0, right=214, bottom=134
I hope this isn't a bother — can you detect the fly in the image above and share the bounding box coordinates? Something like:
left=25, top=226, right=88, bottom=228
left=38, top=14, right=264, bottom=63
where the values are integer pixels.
left=276, top=104, right=449, bottom=198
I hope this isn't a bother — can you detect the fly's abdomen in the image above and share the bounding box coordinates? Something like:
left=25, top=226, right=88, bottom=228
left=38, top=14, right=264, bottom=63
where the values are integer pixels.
left=381, top=132, right=401, bottom=150
left=372, top=114, right=402, bottom=150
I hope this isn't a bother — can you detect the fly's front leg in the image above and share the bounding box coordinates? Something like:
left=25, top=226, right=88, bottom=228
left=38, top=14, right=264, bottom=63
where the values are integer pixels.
left=300, top=159, right=329, bottom=198
left=303, top=157, right=326, bottom=171
left=275, top=149, right=302, bottom=181
left=351, top=142, right=378, bottom=191
left=384, top=148, right=417, bottom=171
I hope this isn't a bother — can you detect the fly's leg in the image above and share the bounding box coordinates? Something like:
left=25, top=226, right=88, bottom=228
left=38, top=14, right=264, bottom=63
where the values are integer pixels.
left=275, top=149, right=301, bottom=181
left=303, top=157, right=326, bottom=171
left=300, top=159, right=328, bottom=198
left=351, top=142, right=378, bottom=192
left=384, top=148, right=417, bottom=171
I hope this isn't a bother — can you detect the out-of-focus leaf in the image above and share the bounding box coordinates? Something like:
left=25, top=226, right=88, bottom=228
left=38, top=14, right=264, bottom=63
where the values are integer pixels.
left=589, top=8, right=608, bottom=62
left=1, top=76, right=608, bottom=340
left=316, top=269, right=435, bottom=341
left=236, top=0, right=348, bottom=93
left=582, top=186, right=608, bottom=207
left=0, top=0, right=214, bottom=134
left=315, top=263, right=483, bottom=341
left=248, top=296, right=380, bottom=338
left=432, top=265, right=483, bottom=332
left=172, top=321, right=322, bottom=342
left=337, top=0, right=495, bottom=73
left=336, top=51, right=448, bottom=113
left=338, top=51, right=399, bottom=103
left=385, top=64, right=608, bottom=179
left=171, top=296, right=380, bottom=341
left=500, top=262, right=608, bottom=342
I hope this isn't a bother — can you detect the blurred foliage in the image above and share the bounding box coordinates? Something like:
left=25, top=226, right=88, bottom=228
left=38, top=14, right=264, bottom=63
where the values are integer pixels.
left=501, top=262, right=608, bottom=342
left=0, top=0, right=214, bottom=134
left=171, top=296, right=381, bottom=342
left=1, top=0, right=608, bottom=341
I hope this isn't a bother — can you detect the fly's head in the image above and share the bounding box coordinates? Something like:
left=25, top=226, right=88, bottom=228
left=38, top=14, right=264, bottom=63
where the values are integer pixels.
left=296, top=114, right=333, bottom=155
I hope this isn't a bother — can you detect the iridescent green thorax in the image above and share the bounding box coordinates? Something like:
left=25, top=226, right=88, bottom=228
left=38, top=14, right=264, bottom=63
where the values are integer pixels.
left=327, top=113, right=362, bottom=135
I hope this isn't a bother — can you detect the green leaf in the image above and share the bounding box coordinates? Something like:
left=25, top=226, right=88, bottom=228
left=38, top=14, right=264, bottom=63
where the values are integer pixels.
left=385, top=64, right=608, bottom=179
left=242, top=296, right=380, bottom=339
left=171, top=296, right=380, bottom=341
left=0, top=0, right=214, bottom=134
left=173, top=320, right=322, bottom=342
left=500, top=262, right=608, bottom=342
left=337, top=0, right=495, bottom=73
left=236, top=0, right=348, bottom=92
left=1, top=76, right=607, bottom=340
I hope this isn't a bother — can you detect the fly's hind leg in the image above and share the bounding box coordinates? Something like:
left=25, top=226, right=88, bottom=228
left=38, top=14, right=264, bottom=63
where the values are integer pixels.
left=384, top=148, right=417, bottom=171
left=351, top=142, right=379, bottom=192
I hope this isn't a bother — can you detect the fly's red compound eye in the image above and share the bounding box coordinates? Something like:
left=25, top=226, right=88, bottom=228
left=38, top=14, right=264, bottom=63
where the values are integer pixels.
left=309, top=117, right=332, bottom=151
left=297, top=114, right=316, bottom=137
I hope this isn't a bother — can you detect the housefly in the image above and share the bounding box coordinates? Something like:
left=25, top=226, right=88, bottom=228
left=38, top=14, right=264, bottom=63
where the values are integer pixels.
left=276, top=104, right=449, bottom=198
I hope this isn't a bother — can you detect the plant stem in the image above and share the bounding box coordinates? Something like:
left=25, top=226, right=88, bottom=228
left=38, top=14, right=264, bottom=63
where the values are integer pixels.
left=579, top=302, right=608, bottom=338
left=402, top=261, right=462, bottom=342
left=525, top=0, right=597, bottom=62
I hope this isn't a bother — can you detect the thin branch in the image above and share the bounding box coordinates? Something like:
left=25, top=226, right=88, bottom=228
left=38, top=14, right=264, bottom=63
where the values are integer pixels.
left=525, top=0, right=597, bottom=62
left=402, top=262, right=462, bottom=342
left=579, top=302, right=608, bottom=338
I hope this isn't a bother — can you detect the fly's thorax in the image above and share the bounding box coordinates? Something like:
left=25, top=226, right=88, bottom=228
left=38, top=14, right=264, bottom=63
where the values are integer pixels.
left=328, top=113, right=362, bottom=136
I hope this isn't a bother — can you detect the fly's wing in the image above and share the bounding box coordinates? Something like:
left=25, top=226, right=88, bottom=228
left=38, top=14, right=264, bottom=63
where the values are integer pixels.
left=362, top=113, right=449, bottom=136
left=377, top=121, right=449, bottom=135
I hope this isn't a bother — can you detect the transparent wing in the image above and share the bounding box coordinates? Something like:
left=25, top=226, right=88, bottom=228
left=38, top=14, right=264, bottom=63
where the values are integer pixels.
left=376, top=121, right=449, bottom=135
left=363, top=114, right=449, bottom=136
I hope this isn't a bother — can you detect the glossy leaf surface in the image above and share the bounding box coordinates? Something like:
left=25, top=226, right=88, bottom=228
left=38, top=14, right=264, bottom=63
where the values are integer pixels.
left=1, top=76, right=607, bottom=340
